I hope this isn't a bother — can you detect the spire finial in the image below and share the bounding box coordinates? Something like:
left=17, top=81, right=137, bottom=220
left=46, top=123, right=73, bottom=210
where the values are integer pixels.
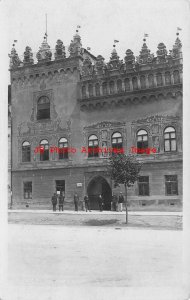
left=45, top=13, right=48, bottom=42
left=176, top=27, right=182, bottom=36
left=143, top=33, right=148, bottom=42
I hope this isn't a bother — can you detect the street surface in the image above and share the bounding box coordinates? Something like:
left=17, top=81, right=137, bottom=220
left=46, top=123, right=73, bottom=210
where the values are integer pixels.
left=3, top=223, right=186, bottom=300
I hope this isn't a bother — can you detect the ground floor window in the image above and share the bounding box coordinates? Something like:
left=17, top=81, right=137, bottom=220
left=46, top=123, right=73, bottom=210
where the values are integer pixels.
left=23, top=181, right=32, bottom=199
left=165, top=175, right=178, bottom=195
left=138, top=176, right=149, bottom=196
left=55, top=180, right=65, bottom=194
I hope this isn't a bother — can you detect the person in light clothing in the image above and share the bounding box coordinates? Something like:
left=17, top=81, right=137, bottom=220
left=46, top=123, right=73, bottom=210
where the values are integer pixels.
left=118, top=192, right=124, bottom=212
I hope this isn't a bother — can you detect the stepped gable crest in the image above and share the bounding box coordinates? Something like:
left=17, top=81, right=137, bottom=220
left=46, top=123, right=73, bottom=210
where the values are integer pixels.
left=36, top=37, right=52, bottom=62
left=54, top=39, right=66, bottom=60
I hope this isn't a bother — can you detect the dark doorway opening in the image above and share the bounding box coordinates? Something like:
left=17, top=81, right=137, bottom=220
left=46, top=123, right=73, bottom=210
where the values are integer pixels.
left=87, top=176, right=112, bottom=210
left=55, top=180, right=65, bottom=194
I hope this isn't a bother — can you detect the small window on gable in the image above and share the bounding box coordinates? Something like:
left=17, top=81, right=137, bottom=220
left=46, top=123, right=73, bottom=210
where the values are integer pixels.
left=37, top=96, right=50, bottom=120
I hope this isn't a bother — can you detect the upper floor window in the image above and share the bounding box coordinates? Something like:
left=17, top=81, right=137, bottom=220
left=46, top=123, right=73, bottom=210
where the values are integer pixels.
left=88, top=134, right=99, bottom=158
left=137, top=129, right=148, bottom=150
left=117, top=80, right=122, bottom=93
left=112, top=132, right=123, bottom=149
left=156, top=73, right=163, bottom=86
left=22, top=141, right=31, bottom=162
left=109, top=81, right=115, bottom=94
left=37, top=96, right=50, bottom=120
left=102, top=82, right=107, bottom=95
left=132, top=77, right=138, bottom=90
left=124, top=78, right=130, bottom=91
left=82, top=85, right=86, bottom=98
left=140, top=75, right=146, bottom=89
left=165, top=72, right=171, bottom=85
left=148, top=74, right=154, bottom=88
left=173, top=70, right=180, bottom=84
left=164, top=127, right=176, bottom=152
left=95, top=83, right=100, bottom=96
left=58, top=137, right=68, bottom=159
left=40, top=139, right=49, bottom=161
left=165, top=175, right=178, bottom=195
left=88, top=84, right=93, bottom=97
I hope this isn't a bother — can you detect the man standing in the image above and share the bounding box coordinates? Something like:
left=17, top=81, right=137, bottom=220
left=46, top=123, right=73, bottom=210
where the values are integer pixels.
left=98, top=194, right=103, bottom=212
left=118, top=192, right=124, bottom=212
left=51, top=193, right=57, bottom=212
left=112, top=193, right=118, bottom=211
left=74, top=192, right=79, bottom=212
left=59, top=191, right=64, bottom=211
left=84, top=195, right=91, bottom=212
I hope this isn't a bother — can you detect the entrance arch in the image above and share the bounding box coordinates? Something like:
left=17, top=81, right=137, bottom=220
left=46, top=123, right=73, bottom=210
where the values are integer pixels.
left=87, top=176, right=112, bottom=210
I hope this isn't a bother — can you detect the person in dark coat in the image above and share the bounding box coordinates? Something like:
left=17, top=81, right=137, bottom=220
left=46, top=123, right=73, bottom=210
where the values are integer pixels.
left=74, top=193, right=79, bottom=212
left=51, top=193, right=57, bottom=212
left=84, top=195, right=91, bottom=212
left=98, top=194, right=103, bottom=212
left=118, top=192, right=124, bottom=212
left=112, top=194, right=118, bottom=211
left=59, top=191, right=65, bottom=211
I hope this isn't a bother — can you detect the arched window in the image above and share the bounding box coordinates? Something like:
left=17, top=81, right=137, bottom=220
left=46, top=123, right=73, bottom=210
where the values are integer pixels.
left=37, top=96, right=50, bottom=120
left=148, top=74, right=154, bottom=88
left=164, top=127, right=176, bottom=152
left=109, top=81, right=114, bottom=94
left=117, top=80, right=122, bottom=93
left=137, top=129, right=148, bottom=151
left=140, top=75, right=146, bottom=89
left=132, top=77, right=138, bottom=90
left=82, top=85, right=86, bottom=98
left=102, top=82, right=107, bottom=95
left=40, top=139, right=49, bottom=161
left=156, top=73, right=163, bottom=86
left=88, top=134, right=99, bottom=157
left=58, top=137, right=68, bottom=159
left=88, top=84, right=93, bottom=97
left=173, top=70, right=180, bottom=84
left=124, top=78, right=130, bottom=91
left=112, top=132, right=123, bottom=150
left=95, top=83, right=100, bottom=96
left=22, top=141, right=31, bottom=162
left=165, top=72, right=171, bottom=85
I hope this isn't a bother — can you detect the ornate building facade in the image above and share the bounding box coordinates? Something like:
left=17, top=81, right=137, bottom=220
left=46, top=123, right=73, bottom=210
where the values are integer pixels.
left=9, top=31, right=182, bottom=209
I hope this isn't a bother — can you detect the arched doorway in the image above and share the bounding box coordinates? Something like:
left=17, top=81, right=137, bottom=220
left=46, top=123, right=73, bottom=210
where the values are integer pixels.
left=87, top=176, right=112, bottom=210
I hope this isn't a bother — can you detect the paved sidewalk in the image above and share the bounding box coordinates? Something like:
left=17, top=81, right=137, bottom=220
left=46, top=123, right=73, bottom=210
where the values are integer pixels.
left=8, top=209, right=183, bottom=216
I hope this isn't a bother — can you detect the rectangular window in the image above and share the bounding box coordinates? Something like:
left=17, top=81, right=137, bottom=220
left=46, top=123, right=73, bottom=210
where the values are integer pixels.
left=138, top=176, right=149, bottom=196
left=23, top=181, right=32, bottom=199
left=55, top=180, right=65, bottom=194
left=165, top=175, right=178, bottom=195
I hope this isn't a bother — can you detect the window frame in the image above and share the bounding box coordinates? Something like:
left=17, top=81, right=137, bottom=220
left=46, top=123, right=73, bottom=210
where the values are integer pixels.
left=22, top=141, right=31, bottom=162
left=165, top=175, right=178, bottom=195
left=137, top=129, right=148, bottom=152
left=39, top=139, right=49, bottom=161
left=111, top=132, right=123, bottom=150
left=164, top=126, right=177, bottom=152
left=138, top=176, right=149, bottom=196
left=37, top=96, right=50, bottom=120
left=58, top=137, right=68, bottom=159
left=88, top=134, right=99, bottom=158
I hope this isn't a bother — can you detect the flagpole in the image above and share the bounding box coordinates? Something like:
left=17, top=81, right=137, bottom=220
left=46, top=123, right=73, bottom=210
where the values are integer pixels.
left=46, top=14, right=47, bottom=42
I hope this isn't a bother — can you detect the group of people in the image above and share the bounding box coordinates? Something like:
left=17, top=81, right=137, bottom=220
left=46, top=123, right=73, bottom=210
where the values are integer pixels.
left=112, top=192, right=124, bottom=212
left=51, top=191, right=124, bottom=212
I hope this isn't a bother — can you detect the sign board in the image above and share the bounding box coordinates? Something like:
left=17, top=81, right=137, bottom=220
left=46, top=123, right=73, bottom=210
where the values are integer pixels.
left=77, top=183, right=82, bottom=187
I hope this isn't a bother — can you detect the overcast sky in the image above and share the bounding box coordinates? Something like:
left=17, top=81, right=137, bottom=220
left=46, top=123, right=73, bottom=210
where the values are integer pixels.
left=6, top=0, right=189, bottom=64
